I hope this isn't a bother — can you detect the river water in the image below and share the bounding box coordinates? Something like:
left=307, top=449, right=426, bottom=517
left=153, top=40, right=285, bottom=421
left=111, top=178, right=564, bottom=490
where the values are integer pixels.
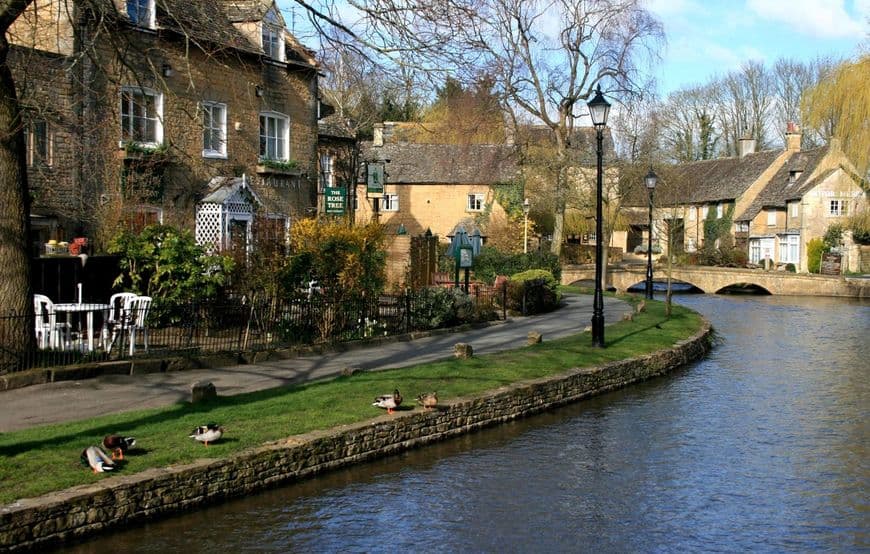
left=67, top=294, right=869, bottom=553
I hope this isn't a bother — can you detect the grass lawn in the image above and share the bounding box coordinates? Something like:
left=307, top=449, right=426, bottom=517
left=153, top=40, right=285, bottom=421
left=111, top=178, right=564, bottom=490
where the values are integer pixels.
left=0, top=294, right=705, bottom=505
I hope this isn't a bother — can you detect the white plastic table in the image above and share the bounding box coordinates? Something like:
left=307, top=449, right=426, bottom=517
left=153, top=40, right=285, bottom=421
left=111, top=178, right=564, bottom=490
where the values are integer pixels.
left=53, top=303, right=110, bottom=352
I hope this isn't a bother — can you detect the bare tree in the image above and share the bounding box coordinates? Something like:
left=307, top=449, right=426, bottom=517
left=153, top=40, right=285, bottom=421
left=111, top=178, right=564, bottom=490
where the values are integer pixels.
left=294, top=0, right=664, bottom=255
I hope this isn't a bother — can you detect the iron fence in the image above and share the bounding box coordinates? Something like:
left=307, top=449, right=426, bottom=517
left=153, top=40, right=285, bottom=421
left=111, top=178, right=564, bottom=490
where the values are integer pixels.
left=1, top=285, right=510, bottom=374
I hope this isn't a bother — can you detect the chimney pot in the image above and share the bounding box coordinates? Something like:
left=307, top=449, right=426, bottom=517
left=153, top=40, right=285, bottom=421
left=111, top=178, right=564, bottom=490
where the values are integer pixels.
left=738, top=136, right=756, bottom=158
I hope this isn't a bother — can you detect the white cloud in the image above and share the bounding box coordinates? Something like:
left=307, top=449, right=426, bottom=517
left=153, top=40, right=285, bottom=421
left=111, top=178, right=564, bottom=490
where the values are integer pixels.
left=747, top=0, right=865, bottom=39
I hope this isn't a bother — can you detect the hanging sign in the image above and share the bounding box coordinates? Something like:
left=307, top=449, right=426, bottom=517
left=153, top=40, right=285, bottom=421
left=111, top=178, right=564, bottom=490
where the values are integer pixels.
left=324, top=187, right=346, bottom=214
left=367, top=162, right=384, bottom=194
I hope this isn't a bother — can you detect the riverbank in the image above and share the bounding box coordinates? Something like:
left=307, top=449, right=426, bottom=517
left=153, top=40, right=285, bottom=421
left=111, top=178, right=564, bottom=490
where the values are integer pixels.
left=0, top=299, right=712, bottom=551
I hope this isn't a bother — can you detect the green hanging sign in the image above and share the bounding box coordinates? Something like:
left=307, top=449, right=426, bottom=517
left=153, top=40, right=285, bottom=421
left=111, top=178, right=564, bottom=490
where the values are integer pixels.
left=324, top=187, right=346, bottom=214
left=367, top=162, right=384, bottom=194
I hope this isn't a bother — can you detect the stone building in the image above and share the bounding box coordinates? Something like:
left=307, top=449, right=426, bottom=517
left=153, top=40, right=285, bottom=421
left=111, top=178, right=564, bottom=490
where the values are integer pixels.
left=7, top=0, right=322, bottom=256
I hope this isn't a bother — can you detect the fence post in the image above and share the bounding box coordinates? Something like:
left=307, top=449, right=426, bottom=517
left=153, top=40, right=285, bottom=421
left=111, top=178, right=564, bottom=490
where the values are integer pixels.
left=405, top=289, right=411, bottom=333
left=502, top=284, right=507, bottom=320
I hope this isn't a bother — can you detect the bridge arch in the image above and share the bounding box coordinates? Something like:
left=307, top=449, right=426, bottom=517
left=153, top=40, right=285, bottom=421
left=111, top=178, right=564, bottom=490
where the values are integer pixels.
left=713, top=282, right=772, bottom=295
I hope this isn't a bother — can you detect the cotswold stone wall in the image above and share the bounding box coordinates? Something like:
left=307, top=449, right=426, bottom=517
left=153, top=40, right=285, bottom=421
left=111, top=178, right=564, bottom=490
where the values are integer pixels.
left=0, top=322, right=711, bottom=551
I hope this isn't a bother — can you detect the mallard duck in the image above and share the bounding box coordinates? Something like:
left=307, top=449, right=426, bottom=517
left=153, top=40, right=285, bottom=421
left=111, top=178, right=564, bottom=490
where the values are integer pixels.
left=373, top=389, right=402, bottom=414
left=416, top=392, right=438, bottom=410
left=102, top=435, right=136, bottom=460
left=81, top=446, right=115, bottom=474
left=189, top=423, right=224, bottom=446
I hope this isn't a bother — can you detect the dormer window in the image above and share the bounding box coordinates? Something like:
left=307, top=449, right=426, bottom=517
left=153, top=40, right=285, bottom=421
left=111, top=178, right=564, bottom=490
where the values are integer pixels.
left=127, top=0, right=155, bottom=29
left=261, top=8, right=285, bottom=61
left=788, top=170, right=802, bottom=184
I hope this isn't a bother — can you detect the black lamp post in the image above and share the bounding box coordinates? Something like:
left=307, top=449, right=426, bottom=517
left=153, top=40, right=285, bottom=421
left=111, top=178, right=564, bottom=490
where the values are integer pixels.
left=644, top=167, right=658, bottom=300
left=587, top=85, right=610, bottom=348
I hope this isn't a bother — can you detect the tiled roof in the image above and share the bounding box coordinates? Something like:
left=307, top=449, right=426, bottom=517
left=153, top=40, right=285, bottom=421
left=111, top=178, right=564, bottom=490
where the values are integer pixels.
left=358, top=142, right=520, bottom=184
left=516, top=125, right=616, bottom=165
left=318, top=114, right=356, bottom=140
left=155, top=0, right=260, bottom=55
left=220, top=0, right=270, bottom=22
left=735, top=146, right=830, bottom=221
left=676, top=149, right=783, bottom=204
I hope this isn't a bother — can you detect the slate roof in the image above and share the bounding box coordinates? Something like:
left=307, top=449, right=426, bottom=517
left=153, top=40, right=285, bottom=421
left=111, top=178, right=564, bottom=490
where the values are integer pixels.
left=517, top=125, right=616, bottom=165
left=358, top=142, right=520, bottom=184
left=318, top=114, right=356, bottom=140
left=150, top=0, right=259, bottom=54
left=735, top=146, right=830, bottom=221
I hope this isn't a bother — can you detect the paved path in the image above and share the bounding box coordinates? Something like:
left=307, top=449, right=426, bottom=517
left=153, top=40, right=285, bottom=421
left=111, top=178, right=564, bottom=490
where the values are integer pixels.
left=0, top=294, right=629, bottom=432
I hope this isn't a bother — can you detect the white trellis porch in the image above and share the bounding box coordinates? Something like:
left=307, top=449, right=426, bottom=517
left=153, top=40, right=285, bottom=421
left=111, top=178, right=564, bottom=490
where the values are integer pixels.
left=196, top=175, right=261, bottom=252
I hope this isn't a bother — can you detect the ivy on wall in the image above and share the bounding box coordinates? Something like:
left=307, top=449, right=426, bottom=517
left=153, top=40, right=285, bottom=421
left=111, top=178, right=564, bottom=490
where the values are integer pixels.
left=702, top=203, right=734, bottom=247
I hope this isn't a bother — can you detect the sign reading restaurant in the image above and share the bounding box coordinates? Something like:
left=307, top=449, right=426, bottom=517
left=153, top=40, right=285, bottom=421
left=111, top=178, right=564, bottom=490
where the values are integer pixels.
left=324, top=187, right=346, bottom=214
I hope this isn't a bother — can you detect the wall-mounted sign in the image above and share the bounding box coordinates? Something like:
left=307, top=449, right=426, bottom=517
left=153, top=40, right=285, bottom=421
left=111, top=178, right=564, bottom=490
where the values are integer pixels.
left=324, top=187, right=346, bottom=214
left=367, top=162, right=384, bottom=194
left=821, top=252, right=842, bottom=275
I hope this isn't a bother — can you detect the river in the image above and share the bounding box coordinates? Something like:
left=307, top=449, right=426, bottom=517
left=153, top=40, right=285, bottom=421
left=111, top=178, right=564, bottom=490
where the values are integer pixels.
left=66, top=294, right=869, bottom=553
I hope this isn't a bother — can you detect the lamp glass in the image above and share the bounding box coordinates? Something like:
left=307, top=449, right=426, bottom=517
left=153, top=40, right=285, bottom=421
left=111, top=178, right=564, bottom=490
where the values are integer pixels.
left=645, top=169, right=658, bottom=190
left=587, top=85, right=611, bottom=127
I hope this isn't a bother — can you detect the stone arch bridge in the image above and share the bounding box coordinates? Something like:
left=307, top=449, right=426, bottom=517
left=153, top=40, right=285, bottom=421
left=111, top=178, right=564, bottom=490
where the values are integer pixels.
left=561, top=264, right=870, bottom=297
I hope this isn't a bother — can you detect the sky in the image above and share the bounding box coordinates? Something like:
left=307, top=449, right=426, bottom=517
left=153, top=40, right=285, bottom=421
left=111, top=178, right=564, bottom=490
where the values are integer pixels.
left=279, top=0, right=868, bottom=96
left=647, top=0, right=868, bottom=94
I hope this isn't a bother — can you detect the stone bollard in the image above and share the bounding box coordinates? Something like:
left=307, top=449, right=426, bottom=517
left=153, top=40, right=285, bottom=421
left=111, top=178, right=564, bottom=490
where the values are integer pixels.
left=341, top=365, right=362, bottom=377
left=527, top=331, right=543, bottom=345
left=454, top=343, right=473, bottom=359
left=622, top=312, right=634, bottom=322
left=191, top=381, right=217, bottom=403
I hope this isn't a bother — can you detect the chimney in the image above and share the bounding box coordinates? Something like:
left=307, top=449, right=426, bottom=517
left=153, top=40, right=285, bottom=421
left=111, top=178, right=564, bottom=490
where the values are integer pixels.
left=785, top=121, right=802, bottom=152
left=738, top=136, right=756, bottom=158
left=373, top=123, right=384, bottom=147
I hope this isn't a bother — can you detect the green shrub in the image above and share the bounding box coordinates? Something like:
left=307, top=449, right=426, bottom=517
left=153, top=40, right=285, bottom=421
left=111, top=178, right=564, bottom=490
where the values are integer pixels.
left=410, top=287, right=461, bottom=330
left=472, top=248, right=561, bottom=284
left=847, top=209, right=870, bottom=244
left=506, top=269, right=560, bottom=314
left=807, top=238, right=825, bottom=273
left=107, top=225, right=234, bottom=324
left=785, top=263, right=796, bottom=273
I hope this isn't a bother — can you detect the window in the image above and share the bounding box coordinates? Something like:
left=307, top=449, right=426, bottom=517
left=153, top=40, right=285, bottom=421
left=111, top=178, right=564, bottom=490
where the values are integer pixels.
left=829, top=200, right=847, bottom=216
left=120, top=87, right=163, bottom=146
left=467, top=193, right=485, bottom=212
left=779, top=234, right=799, bottom=264
left=701, top=206, right=708, bottom=219
left=201, top=102, right=227, bottom=158
left=126, top=0, right=154, bottom=28
left=716, top=203, right=724, bottom=218
left=319, top=153, right=334, bottom=192
left=259, top=112, right=289, bottom=161
left=735, top=221, right=749, bottom=233
left=382, top=193, right=399, bottom=212
left=125, top=206, right=163, bottom=233
left=749, top=239, right=761, bottom=264
left=766, top=209, right=777, bottom=226
left=25, top=120, right=52, bottom=166
left=688, top=206, right=696, bottom=221
left=261, top=8, right=285, bottom=61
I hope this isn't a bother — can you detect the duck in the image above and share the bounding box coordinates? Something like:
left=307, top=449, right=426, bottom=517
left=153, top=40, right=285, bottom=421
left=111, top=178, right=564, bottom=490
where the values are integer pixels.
left=80, top=446, right=115, bottom=474
left=102, top=435, right=136, bottom=460
left=189, top=423, right=224, bottom=446
left=373, top=389, right=402, bottom=414
left=416, top=392, right=438, bottom=411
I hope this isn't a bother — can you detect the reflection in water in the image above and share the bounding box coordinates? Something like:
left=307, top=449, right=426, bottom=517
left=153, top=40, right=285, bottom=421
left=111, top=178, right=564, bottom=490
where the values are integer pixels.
left=66, top=295, right=869, bottom=553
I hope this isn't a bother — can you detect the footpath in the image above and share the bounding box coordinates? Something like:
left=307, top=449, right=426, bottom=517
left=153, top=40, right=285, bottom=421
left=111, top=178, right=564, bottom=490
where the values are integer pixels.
left=0, top=294, right=629, bottom=433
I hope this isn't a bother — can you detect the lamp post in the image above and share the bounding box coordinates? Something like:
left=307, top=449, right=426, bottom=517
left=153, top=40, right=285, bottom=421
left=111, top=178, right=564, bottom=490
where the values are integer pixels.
left=522, top=198, right=531, bottom=254
left=644, top=167, right=658, bottom=300
left=587, top=85, right=610, bottom=348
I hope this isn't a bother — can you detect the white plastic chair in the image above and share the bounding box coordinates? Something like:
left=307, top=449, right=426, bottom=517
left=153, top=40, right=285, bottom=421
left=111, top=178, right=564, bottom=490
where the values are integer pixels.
left=101, top=292, right=137, bottom=351
left=108, top=295, right=152, bottom=356
left=33, top=294, right=70, bottom=349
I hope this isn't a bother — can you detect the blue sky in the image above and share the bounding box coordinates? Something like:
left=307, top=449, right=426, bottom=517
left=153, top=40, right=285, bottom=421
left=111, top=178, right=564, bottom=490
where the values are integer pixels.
left=648, top=0, right=868, bottom=94
left=279, top=0, right=868, bottom=96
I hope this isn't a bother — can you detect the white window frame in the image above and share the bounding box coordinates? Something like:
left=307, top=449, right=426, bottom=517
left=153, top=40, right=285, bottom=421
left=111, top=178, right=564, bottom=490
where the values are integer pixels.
left=749, top=239, right=761, bottom=264
left=735, top=221, right=749, bottom=233
left=319, top=153, right=334, bottom=192
left=467, top=193, right=485, bottom=212
left=25, top=119, right=52, bottom=167
left=828, top=199, right=847, bottom=217
left=382, top=193, right=399, bottom=212
left=701, top=205, right=709, bottom=219
left=201, top=102, right=227, bottom=158
left=789, top=202, right=799, bottom=218
left=779, top=234, right=799, bottom=264
left=126, top=0, right=155, bottom=29
left=716, top=203, right=724, bottom=218
left=259, top=112, right=289, bottom=161
left=120, top=86, right=163, bottom=148
left=261, top=9, right=285, bottom=62
left=688, top=206, right=696, bottom=221
left=766, top=209, right=777, bottom=226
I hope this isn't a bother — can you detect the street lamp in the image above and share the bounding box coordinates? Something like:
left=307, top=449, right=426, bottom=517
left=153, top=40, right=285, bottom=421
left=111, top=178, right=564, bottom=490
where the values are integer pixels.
left=522, top=198, right=531, bottom=254
left=587, top=84, right=610, bottom=348
left=644, top=167, right=658, bottom=300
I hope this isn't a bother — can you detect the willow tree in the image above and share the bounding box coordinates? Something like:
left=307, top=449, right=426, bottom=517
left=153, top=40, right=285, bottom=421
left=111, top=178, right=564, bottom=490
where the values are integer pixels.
left=803, top=55, right=870, bottom=175
left=296, top=0, right=663, bottom=255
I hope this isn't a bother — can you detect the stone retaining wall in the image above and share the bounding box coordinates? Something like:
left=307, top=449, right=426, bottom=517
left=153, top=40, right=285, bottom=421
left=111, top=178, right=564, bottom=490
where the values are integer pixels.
left=0, top=322, right=712, bottom=551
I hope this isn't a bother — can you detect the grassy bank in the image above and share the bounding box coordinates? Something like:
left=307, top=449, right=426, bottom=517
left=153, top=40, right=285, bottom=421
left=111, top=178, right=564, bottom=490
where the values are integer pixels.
left=0, top=296, right=704, bottom=505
